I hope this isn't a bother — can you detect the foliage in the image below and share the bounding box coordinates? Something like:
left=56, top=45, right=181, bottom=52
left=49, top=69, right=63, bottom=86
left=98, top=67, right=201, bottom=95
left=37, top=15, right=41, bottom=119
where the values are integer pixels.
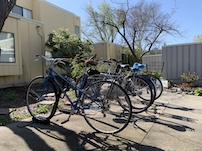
left=168, top=80, right=174, bottom=88
left=46, top=28, right=92, bottom=59
left=45, top=28, right=94, bottom=77
left=83, top=1, right=119, bottom=43
left=0, top=116, right=11, bottom=125
left=97, top=63, right=110, bottom=72
left=127, top=52, right=138, bottom=66
left=180, top=71, right=199, bottom=86
left=140, top=70, right=163, bottom=78
left=70, top=53, right=95, bottom=79
left=38, top=104, right=49, bottom=114
left=194, top=87, right=202, bottom=96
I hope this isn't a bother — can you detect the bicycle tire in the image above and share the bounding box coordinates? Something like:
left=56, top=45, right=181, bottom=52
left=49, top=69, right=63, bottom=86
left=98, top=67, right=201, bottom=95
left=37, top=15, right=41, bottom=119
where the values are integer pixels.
left=149, top=75, right=163, bottom=99
left=26, top=76, right=58, bottom=121
left=138, top=75, right=156, bottom=101
left=126, top=75, right=154, bottom=113
left=75, top=74, right=106, bottom=96
left=81, top=80, right=132, bottom=134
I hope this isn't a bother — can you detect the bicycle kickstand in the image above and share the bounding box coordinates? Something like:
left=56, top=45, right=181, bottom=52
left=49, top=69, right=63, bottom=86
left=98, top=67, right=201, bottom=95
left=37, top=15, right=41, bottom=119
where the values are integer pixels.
left=60, top=108, right=75, bottom=124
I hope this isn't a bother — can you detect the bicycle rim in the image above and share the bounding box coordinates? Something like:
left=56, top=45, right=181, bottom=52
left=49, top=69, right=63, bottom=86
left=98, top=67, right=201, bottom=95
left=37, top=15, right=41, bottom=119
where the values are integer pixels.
left=128, top=76, right=154, bottom=113
left=81, top=80, right=132, bottom=134
left=140, top=75, right=156, bottom=101
left=150, top=75, right=163, bottom=99
left=26, top=76, right=58, bottom=121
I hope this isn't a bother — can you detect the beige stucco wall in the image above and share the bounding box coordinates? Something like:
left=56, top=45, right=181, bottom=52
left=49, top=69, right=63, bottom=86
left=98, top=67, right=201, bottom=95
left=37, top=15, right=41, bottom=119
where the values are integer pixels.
left=38, top=0, right=80, bottom=41
left=0, top=0, right=80, bottom=88
left=0, top=15, right=44, bottom=87
left=91, top=42, right=128, bottom=61
left=0, top=16, right=22, bottom=77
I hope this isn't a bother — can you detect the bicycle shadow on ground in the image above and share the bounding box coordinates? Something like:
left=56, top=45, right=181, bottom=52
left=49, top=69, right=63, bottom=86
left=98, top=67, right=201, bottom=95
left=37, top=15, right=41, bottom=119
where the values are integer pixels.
left=132, top=114, right=195, bottom=133
left=5, top=120, right=85, bottom=151
left=78, top=131, right=165, bottom=151
left=4, top=120, right=166, bottom=151
left=151, top=102, right=195, bottom=113
left=131, top=101, right=196, bottom=133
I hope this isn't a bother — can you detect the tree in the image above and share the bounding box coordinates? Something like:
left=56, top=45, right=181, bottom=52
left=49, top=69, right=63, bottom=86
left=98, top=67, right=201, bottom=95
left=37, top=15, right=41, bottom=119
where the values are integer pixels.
left=45, top=28, right=94, bottom=78
left=0, top=0, right=16, bottom=32
left=84, top=0, right=182, bottom=63
left=193, top=35, right=202, bottom=42
left=83, top=1, right=119, bottom=43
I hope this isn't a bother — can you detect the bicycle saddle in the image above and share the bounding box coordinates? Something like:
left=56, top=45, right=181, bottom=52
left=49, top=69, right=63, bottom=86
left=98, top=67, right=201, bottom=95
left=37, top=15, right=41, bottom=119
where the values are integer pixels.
left=85, top=60, right=98, bottom=66
left=132, top=62, right=146, bottom=71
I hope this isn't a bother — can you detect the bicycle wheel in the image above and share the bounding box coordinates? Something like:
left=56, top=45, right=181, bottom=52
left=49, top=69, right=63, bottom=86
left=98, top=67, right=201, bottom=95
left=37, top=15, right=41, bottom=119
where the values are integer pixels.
left=81, top=80, right=132, bottom=134
left=138, top=75, right=156, bottom=101
left=126, top=75, right=154, bottom=113
left=75, top=74, right=106, bottom=96
left=26, top=76, right=58, bottom=121
left=149, top=75, right=163, bottom=99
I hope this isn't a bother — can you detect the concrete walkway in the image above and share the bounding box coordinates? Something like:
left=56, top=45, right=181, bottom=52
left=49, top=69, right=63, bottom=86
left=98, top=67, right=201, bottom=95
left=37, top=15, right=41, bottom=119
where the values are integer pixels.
left=0, top=91, right=202, bottom=151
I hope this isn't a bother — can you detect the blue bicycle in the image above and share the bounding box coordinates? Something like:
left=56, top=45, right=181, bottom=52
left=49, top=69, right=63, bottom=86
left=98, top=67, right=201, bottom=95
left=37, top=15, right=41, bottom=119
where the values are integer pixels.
left=25, top=55, right=132, bottom=134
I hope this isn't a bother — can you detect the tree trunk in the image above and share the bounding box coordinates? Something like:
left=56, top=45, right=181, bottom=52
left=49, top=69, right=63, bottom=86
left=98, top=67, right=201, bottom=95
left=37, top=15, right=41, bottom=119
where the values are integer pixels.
left=0, top=0, right=16, bottom=32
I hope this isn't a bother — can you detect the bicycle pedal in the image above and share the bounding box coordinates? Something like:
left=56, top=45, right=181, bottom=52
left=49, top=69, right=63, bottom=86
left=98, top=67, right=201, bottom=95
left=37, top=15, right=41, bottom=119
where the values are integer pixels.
left=59, top=108, right=74, bottom=114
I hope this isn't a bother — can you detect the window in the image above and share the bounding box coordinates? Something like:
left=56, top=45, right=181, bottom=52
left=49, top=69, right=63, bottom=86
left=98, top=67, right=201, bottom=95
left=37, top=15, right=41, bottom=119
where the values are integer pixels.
left=45, top=51, right=52, bottom=66
left=122, top=54, right=127, bottom=63
left=12, top=5, right=33, bottom=19
left=75, top=26, right=80, bottom=36
left=0, top=32, right=15, bottom=63
left=12, top=5, right=23, bottom=16
left=23, top=8, right=32, bottom=19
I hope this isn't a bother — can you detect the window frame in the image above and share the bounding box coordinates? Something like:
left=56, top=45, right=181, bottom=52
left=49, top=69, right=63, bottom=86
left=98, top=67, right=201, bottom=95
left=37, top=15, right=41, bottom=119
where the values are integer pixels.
left=12, top=5, right=23, bottom=16
left=122, top=53, right=127, bottom=64
left=12, top=5, right=33, bottom=19
left=0, top=31, right=16, bottom=63
left=75, top=25, right=80, bottom=36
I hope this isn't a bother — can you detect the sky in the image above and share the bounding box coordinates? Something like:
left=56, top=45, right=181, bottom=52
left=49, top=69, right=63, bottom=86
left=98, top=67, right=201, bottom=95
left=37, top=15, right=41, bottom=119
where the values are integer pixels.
left=46, top=0, right=202, bottom=46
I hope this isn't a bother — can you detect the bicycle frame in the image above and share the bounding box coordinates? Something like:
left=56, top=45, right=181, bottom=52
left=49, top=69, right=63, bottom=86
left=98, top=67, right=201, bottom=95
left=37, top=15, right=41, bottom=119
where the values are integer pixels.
left=45, top=67, right=88, bottom=110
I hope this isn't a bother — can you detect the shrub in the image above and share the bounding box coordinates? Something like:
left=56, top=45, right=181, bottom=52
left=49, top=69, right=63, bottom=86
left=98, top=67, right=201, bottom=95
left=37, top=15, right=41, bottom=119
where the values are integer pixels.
left=45, top=28, right=94, bottom=78
left=140, top=70, right=163, bottom=78
left=180, top=71, right=199, bottom=86
left=194, top=87, right=202, bottom=96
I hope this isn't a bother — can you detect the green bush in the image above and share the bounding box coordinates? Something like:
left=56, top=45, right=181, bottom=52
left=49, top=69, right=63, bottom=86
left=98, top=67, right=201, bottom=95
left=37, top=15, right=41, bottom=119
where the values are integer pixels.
left=140, top=70, right=163, bottom=78
left=180, top=71, right=199, bottom=86
left=45, top=28, right=94, bottom=78
left=194, top=87, right=202, bottom=96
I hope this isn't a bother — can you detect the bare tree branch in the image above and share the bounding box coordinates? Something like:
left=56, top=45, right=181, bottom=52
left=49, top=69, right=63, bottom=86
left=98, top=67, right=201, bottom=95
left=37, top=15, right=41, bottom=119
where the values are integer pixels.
left=84, top=0, right=182, bottom=62
left=0, top=0, right=16, bottom=32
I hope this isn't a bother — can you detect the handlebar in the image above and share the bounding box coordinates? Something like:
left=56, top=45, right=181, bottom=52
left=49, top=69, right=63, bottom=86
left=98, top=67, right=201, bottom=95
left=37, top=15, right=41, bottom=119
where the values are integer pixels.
left=97, top=58, right=122, bottom=65
left=35, top=54, right=66, bottom=66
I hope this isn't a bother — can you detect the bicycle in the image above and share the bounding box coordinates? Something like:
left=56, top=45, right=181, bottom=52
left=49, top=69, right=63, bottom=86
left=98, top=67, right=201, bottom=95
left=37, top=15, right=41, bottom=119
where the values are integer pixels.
left=112, top=61, right=156, bottom=113
left=76, top=58, right=155, bottom=114
left=112, top=60, right=163, bottom=109
left=25, top=55, right=132, bottom=134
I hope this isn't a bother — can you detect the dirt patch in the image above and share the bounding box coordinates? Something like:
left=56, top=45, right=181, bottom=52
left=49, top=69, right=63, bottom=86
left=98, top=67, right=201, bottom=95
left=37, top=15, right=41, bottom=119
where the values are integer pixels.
left=0, top=85, right=75, bottom=125
left=0, top=85, right=30, bottom=125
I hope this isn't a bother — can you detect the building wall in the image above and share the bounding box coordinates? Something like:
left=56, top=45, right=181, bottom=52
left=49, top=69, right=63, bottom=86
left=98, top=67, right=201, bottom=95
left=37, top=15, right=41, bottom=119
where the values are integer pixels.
left=0, top=0, right=80, bottom=88
left=162, top=42, right=202, bottom=85
left=91, top=43, right=108, bottom=60
left=91, top=42, right=128, bottom=61
left=0, top=15, right=44, bottom=88
left=142, top=54, right=163, bottom=72
left=37, top=0, right=80, bottom=41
